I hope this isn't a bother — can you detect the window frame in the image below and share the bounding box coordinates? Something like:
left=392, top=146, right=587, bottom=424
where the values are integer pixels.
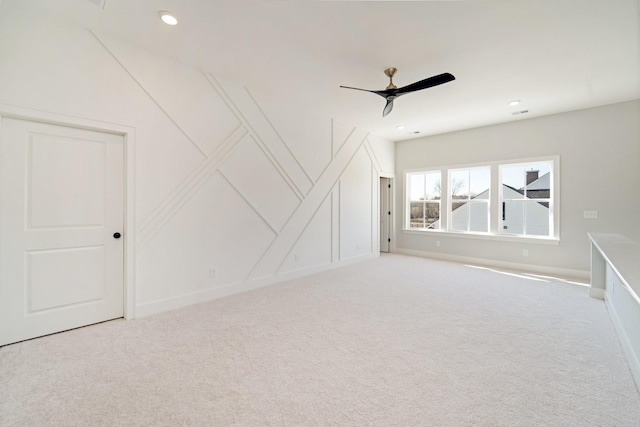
left=498, top=160, right=555, bottom=238
left=403, top=156, right=560, bottom=242
left=448, top=166, right=491, bottom=234
left=406, top=170, right=442, bottom=230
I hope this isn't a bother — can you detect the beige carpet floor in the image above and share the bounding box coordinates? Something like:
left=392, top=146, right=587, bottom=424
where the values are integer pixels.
left=1, top=254, right=640, bottom=426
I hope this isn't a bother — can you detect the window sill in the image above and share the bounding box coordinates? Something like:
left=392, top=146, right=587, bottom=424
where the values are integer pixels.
left=401, top=228, right=561, bottom=245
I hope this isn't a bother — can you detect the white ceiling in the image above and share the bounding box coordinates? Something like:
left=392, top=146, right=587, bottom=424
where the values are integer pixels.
left=5, top=0, right=640, bottom=141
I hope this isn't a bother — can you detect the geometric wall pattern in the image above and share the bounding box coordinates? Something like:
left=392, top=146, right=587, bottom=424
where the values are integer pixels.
left=93, top=33, right=390, bottom=311
left=0, top=13, right=393, bottom=317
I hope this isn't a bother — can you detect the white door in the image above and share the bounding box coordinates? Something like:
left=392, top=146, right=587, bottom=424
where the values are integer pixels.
left=380, top=177, right=391, bottom=253
left=0, top=117, right=124, bottom=346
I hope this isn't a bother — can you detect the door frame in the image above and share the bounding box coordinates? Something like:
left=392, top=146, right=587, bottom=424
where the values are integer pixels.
left=379, top=174, right=394, bottom=253
left=0, top=103, right=137, bottom=319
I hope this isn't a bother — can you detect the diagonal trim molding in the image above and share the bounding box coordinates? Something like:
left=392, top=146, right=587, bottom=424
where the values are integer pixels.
left=244, top=89, right=316, bottom=188
left=206, top=73, right=313, bottom=199
left=332, top=120, right=356, bottom=159
left=331, top=186, right=340, bottom=263
left=364, top=140, right=383, bottom=175
left=94, top=30, right=259, bottom=244
left=137, top=125, right=248, bottom=249
left=247, top=128, right=369, bottom=280
left=91, top=30, right=208, bottom=159
left=217, top=168, right=279, bottom=237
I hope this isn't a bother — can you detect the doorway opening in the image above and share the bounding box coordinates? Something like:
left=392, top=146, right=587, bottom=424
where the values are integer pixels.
left=380, top=177, right=392, bottom=253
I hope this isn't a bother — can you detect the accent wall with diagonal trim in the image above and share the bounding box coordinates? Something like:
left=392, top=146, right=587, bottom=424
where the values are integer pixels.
left=0, top=12, right=395, bottom=318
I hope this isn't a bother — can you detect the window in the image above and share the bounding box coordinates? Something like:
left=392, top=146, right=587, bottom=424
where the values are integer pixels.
left=404, top=156, right=558, bottom=240
left=449, top=167, right=490, bottom=233
left=407, top=171, right=441, bottom=229
left=500, top=161, right=553, bottom=237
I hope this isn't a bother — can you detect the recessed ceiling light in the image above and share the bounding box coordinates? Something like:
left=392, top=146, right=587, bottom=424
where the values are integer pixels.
left=509, top=100, right=521, bottom=106
left=159, top=11, right=178, bottom=26
left=397, top=125, right=405, bottom=130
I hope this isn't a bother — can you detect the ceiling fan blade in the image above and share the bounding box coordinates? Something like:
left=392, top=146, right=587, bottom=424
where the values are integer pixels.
left=395, top=73, right=455, bottom=96
left=342, top=70, right=454, bottom=117
left=339, top=85, right=372, bottom=93
left=382, top=99, right=394, bottom=117
left=340, top=85, right=389, bottom=99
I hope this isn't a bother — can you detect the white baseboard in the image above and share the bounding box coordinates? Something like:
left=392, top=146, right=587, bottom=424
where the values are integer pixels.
left=589, top=288, right=605, bottom=299
left=394, top=248, right=590, bottom=282
left=605, top=294, right=640, bottom=392
left=135, top=253, right=379, bottom=318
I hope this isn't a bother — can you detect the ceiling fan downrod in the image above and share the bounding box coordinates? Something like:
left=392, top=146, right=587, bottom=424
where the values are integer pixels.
left=384, top=67, right=398, bottom=90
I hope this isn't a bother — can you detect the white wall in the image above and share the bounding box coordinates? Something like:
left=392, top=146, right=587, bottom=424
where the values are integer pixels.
left=395, top=100, right=640, bottom=276
left=0, top=7, right=394, bottom=316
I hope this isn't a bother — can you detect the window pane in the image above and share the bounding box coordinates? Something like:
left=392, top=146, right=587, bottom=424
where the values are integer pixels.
left=409, top=201, right=425, bottom=228
left=451, top=201, right=466, bottom=211
left=450, top=202, right=468, bottom=231
left=425, top=173, right=441, bottom=201
left=502, top=200, right=524, bottom=234
left=450, top=167, right=490, bottom=233
left=409, top=174, right=425, bottom=201
left=425, top=202, right=440, bottom=229
left=501, top=165, right=525, bottom=199
left=408, top=171, right=441, bottom=229
left=410, top=201, right=440, bottom=229
left=524, top=162, right=551, bottom=200
left=525, top=162, right=551, bottom=182
left=500, top=160, right=553, bottom=236
left=524, top=200, right=550, bottom=236
left=470, top=168, right=490, bottom=199
left=469, top=201, right=489, bottom=232
left=451, top=170, right=469, bottom=199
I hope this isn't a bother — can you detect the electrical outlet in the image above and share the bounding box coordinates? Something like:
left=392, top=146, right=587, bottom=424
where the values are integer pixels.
left=436, top=240, right=441, bottom=247
left=294, top=254, right=299, bottom=262
left=583, top=210, right=598, bottom=219
left=209, top=267, right=217, bottom=278
left=522, top=249, right=529, bottom=257
left=356, top=243, right=360, bottom=250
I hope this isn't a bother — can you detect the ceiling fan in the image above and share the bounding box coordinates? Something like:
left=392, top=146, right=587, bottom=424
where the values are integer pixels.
left=340, top=68, right=455, bottom=117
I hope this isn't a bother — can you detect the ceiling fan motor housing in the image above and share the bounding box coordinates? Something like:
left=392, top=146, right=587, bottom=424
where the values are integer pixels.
left=384, top=67, right=398, bottom=89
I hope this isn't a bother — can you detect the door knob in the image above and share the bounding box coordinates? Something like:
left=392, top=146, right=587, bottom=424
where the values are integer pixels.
left=113, top=232, right=122, bottom=239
